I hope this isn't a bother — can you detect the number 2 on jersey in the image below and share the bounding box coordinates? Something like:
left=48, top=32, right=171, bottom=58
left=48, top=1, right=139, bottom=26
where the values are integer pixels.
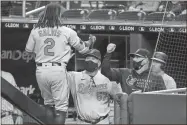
left=44, top=38, right=55, bottom=56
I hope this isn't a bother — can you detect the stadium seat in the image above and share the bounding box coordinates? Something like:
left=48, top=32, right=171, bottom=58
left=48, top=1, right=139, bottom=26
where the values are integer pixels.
left=117, top=11, right=146, bottom=21
left=9, top=5, right=22, bottom=16
left=62, top=9, right=89, bottom=19
left=87, top=9, right=117, bottom=20
left=9, top=2, right=33, bottom=16
left=101, top=4, right=127, bottom=15
left=175, top=13, right=186, bottom=21
left=1, top=1, right=12, bottom=16
left=145, top=12, right=175, bottom=22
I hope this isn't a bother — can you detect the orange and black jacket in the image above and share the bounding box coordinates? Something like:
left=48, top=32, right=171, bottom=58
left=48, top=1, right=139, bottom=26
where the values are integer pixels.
left=101, top=53, right=166, bottom=94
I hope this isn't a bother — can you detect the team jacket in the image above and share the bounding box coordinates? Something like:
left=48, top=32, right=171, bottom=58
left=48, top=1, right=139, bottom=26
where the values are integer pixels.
left=67, top=70, right=122, bottom=121
left=101, top=53, right=166, bottom=94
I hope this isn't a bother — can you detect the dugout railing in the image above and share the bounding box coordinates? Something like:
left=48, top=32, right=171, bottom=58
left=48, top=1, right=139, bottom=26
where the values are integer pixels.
left=1, top=76, right=187, bottom=124
left=1, top=77, right=68, bottom=124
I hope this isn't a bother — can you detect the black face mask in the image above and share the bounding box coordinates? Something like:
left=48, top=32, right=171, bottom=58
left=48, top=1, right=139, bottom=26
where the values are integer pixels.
left=85, top=61, right=99, bottom=72
left=133, top=59, right=144, bottom=70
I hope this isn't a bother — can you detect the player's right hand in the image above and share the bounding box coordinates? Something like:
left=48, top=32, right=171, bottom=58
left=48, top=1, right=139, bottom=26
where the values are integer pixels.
left=107, top=43, right=116, bottom=53
left=89, top=34, right=96, bottom=42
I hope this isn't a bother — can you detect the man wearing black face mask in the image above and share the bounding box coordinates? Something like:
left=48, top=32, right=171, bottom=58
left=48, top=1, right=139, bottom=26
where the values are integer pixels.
left=84, top=54, right=100, bottom=73
left=67, top=49, right=122, bottom=124
left=101, top=43, right=166, bottom=94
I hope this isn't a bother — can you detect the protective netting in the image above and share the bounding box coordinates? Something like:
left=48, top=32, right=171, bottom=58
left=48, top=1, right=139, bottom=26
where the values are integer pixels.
left=156, top=32, right=187, bottom=88
left=145, top=1, right=187, bottom=89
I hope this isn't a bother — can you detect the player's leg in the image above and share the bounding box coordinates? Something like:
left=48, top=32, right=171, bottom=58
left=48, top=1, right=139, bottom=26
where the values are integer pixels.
left=36, top=68, right=55, bottom=106
left=49, top=67, right=69, bottom=112
left=36, top=66, right=68, bottom=123
left=49, top=66, right=69, bottom=123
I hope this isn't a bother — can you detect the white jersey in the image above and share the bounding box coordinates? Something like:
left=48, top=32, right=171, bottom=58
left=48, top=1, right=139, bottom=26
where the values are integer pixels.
left=1, top=71, right=17, bottom=112
left=25, top=26, right=89, bottom=64
left=161, top=73, right=177, bottom=89
left=68, top=70, right=122, bottom=121
left=1, top=71, right=17, bottom=124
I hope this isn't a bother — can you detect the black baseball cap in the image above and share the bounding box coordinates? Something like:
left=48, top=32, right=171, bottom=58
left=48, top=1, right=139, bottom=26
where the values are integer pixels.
left=129, top=48, right=150, bottom=58
left=86, top=49, right=101, bottom=60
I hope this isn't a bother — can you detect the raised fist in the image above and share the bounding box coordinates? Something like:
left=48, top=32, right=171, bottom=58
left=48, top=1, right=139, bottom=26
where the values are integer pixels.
left=107, top=43, right=116, bottom=53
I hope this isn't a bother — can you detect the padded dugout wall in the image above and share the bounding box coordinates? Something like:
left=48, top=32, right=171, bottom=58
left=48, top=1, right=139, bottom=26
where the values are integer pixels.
left=128, top=92, right=187, bottom=124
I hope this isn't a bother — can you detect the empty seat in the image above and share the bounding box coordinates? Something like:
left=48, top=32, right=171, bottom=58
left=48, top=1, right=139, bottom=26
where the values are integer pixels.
left=175, top=14, right=186, bottom=21
left=145, top=12, right=174, bottom=21
left=87, top=9, right=116, bottom=20
left=102, top=4, right=127, bottom=15
left=1, top=1, right=12, bottom=16
left=9, top=2, right=33, bottom=16
left=117, top=11, right=146, bottom=21
left=9, top=5, right=22, bottom=16
left=62, top=9, right=89, bottom=19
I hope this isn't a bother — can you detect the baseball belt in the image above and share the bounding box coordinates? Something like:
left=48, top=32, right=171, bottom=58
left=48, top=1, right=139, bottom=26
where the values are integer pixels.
left=1, top=111, right=22, bottom=118
left=77, top=114, right=108, bottom=124
left=36, top=62, right=62, bottom=66
left=1, top=111, right=12, bottom=118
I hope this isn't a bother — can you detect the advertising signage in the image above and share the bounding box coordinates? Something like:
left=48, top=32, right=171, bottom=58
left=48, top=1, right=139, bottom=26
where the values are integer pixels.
left=2, top=22, right=187, bottom=33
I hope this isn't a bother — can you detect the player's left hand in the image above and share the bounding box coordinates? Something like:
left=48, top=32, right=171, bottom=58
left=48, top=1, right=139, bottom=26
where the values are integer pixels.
left=68, top=50, right=75, bottom=64
left=89, top=34, right=96, bottom=42
left=70, top=50, right=75, bottom=59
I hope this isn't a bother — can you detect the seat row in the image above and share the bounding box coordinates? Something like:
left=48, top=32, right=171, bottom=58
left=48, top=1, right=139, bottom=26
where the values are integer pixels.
left=62, top=9, right=186, bottom=21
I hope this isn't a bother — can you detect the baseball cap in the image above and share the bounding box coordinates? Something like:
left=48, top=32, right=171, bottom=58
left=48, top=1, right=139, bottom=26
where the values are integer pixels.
left=129, top=48, right=150, bottom=58
left=86, top=49, right=101, bottom=60
left=151, top=52, right=168, bottom=64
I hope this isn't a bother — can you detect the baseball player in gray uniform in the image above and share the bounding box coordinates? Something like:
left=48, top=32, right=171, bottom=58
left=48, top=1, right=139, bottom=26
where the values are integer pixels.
left=67, top=49, right=122, bottom=124
left=25, top=3, right=95, bottom=123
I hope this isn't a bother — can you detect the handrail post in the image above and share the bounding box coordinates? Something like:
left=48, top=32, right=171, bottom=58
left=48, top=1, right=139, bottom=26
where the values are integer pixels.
left=22, top=0, right=26, bottom=17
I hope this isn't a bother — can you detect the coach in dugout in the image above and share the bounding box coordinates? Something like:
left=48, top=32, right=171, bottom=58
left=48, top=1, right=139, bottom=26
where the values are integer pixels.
left=150, top=52, right=177, bottom=89
left=101, top=43, right=166, bottom=94
left=67, top=49, right=122, bottom=124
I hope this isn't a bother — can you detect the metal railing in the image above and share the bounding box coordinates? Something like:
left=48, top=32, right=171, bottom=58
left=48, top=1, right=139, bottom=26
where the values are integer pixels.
left=26, top=6, right=45, bottom=17
left=144, top=88, right=187, bottom=94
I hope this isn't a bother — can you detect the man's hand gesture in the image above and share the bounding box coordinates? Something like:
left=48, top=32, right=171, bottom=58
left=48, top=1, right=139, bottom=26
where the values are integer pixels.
left=107, top=43, right=116, bottom=53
